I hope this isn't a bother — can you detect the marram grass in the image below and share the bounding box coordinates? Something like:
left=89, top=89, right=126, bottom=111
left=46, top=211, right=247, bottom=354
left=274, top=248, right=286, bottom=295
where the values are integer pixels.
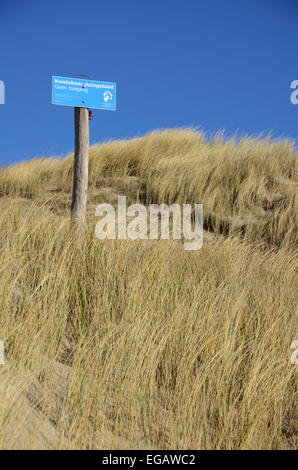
left=0, top=129, right=297, bottom=449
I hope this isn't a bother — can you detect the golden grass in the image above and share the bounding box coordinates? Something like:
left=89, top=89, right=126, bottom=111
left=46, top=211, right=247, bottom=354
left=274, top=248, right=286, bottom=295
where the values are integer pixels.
left=1, top=129, right=297, bottom=247
left=0, top=129, right=297, bottom=449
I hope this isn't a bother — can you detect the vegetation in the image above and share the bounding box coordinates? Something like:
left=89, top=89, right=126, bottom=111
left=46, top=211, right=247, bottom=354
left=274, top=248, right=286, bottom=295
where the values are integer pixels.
left=0, top=129, right=297, bottom=449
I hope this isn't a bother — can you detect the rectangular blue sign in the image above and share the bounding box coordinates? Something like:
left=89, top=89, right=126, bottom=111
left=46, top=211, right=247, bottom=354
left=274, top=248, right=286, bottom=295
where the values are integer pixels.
left=52, top=76, right=116, bottom=110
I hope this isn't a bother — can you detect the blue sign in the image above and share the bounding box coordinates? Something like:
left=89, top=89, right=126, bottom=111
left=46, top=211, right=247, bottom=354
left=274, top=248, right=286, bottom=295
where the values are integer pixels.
left=52, top=76, right=116, bottom=110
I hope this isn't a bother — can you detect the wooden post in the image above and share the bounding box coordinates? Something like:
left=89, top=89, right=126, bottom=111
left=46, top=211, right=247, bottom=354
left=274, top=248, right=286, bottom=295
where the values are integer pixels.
left=71, top=107, right=89, bottom=228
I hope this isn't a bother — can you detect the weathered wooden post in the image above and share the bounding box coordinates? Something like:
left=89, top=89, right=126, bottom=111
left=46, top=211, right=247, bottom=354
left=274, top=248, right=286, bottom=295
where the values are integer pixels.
left=71, top=107, right=89, bottom=228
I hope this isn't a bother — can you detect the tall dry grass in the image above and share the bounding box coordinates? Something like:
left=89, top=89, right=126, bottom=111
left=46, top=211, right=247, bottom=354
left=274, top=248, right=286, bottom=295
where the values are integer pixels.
left=0, top=129, right=297, bottom=247
left=0, top=129, right=297, bottom=449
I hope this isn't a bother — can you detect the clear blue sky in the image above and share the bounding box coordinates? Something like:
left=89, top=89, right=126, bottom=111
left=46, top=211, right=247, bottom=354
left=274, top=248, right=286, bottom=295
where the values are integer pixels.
left=0, top=0, right=297, bottom=166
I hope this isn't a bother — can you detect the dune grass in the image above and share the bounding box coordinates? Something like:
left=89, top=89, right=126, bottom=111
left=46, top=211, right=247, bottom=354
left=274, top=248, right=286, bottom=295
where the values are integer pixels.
left=0, top=129, right=297, bottom=449
left=1, top=129, right=297, bottom=247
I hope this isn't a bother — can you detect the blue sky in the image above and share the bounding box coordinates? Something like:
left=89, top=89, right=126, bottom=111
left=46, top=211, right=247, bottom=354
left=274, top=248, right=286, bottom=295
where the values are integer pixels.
left=0, top=0, right=297, bottom=166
